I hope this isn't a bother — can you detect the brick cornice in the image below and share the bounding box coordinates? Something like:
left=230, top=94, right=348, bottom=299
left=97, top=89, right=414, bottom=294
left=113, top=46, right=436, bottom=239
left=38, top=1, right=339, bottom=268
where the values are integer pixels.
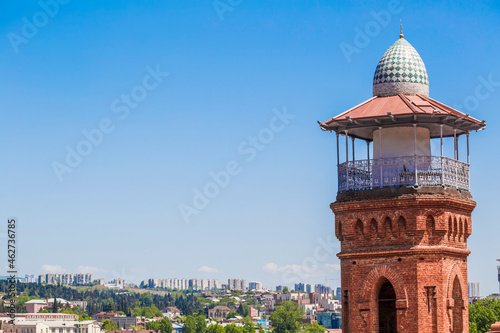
left=331, top=195, right=476, bottom=215
left=337, top=245, right=470, bottom=260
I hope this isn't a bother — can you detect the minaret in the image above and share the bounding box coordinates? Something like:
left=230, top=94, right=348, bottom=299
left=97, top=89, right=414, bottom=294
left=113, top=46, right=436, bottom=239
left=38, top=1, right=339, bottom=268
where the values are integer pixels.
left=319, top=32, right=485, bottom=333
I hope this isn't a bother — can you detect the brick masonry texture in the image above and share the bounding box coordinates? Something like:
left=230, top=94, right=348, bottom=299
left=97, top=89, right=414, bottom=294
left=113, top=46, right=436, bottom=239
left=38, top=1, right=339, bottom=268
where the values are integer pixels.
left=331, top=187, right=475, bottom=333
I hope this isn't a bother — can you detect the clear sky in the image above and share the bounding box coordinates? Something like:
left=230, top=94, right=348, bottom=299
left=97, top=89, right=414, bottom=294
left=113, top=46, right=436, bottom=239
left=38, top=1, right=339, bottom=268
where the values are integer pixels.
left=1, top=0, right=499, bottom=296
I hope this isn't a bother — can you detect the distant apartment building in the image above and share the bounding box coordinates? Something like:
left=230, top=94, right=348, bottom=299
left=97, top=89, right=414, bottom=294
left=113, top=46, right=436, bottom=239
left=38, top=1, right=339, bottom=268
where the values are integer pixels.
left=38, top=275, right=46, bottom=284
left=498, top=265, right=500, bottom=293
left=25, top=274, right=36, bottom=283
left=0, top=313, right=78, bottom=323
left=336, top=287, right=341, bottom=299
left=249, top=281, right=262, bottom=291
left=37, top=273, right=92, bottom=286
left=189, top=279, right=222, bottom=290
left=228, top=279, right=246, bottom=291
left=469, top=282, right=481, bottom=299
left=3, top=320, right=100, bottom=333
left=145, top=278, right=221, bottom=290
left=314, top=284, right=332, bottom=294
left=294, top=283, right=305, bottom=292
left=317, top=311, right=342, bottom=329
left=276, top=285, right=285, bottom=292
left=25, top=313, right=79, bottom=321
left=208, top=306, right=231, bottom=319
left=106, top=279, right=126, bottom=289
left=94, top=278, right=106, bottom=285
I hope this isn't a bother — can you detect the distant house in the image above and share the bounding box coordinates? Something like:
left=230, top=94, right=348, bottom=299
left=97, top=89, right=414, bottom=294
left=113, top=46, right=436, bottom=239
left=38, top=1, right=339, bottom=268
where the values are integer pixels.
left=25, top=300, right=47, bottom=313
left=162, top=307, right=182, bottom=320
left=208, top=306, right=231, bottom=319
left=249, top=307, right=258, bottom=318
left=25, top=298, right=72, bottom=313
left=111, top=316, right=138, bottom=329
left=92, top=312, right=118, bottom=321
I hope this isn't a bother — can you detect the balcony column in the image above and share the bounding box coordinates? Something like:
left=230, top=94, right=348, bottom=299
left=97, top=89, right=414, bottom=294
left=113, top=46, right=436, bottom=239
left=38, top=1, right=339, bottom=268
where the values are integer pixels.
left=352, top=136, right=355, bottom=162
left=345, top=130, right=349, bottom=162
left=345, top=130, right=349, bottom=191
left=440, top=124, right=444, bottom=186
left=336, top=133, right=339, bottom=167
left=454, top=129, right=458, bottom=160
left=378, top=127, right=382, bottom=187
left=454, top=129, right=458, bottom=186
left=367, top=140, right=371, bottom=188
left=466, top=132, right=470, bottom=164
left=413, top=124, right=418, bottom=186
left=440, top=124, right=444, bottom=157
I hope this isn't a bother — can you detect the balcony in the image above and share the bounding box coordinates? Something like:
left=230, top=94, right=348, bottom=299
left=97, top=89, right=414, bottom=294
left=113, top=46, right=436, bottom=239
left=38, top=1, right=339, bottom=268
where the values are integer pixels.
left=337, top=156, right=469, bottom=192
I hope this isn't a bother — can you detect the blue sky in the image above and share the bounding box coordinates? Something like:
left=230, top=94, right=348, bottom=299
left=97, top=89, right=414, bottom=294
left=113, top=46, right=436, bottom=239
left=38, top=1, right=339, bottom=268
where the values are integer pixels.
left=1, top=0, right=500, bottom=295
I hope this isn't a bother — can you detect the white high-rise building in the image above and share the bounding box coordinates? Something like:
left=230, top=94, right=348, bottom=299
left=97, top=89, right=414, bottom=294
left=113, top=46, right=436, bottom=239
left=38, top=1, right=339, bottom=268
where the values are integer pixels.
left=249, top=281, right=262, bottom=291
left=468, top=282, right=480, bottom=298
left=228, top=278, right=246, bottom=291
left=25, top=274, right=36, bottom=283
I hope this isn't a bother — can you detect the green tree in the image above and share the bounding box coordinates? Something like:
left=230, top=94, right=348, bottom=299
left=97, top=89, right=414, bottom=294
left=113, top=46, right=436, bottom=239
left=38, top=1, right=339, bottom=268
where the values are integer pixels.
left=158, top=317, right=173, bottom=333
left=282, top=287, right=289, bottom=293
left=207, top=324, right=225, bottom=333
left=52, top=298, right=59, bottom=313
left=78, top=314, right=91, bottom=321
left=237, top=304, right=250, bottom=318
left=195, top=315, right=207, bottom=333
left=146, top=321, right=161, bottom=332
left=101, top=319, right=119, bottom=331
left=184, top=315, right=196, bottom=333
left=133, top=307, right=142, bottom=317
left=243, top=320, right=255, bottom=333
left=304, top=322, right=326, bottom=333
left=226, top=312, right=238, bottom=319
left=469, top=297, right=500, bottom=333
left=269, top=301, right=304, bottom=333
left=224, top=324, right=243, bottom=333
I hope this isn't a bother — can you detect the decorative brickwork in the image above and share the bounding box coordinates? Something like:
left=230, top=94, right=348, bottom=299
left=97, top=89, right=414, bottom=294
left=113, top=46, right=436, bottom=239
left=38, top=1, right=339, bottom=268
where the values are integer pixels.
left=332, top=187, right=475, bottom=332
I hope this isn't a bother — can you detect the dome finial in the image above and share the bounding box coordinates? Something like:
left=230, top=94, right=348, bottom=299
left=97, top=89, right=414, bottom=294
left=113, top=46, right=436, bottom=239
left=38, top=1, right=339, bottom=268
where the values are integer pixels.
left=400, top=19, right=404, bottom=38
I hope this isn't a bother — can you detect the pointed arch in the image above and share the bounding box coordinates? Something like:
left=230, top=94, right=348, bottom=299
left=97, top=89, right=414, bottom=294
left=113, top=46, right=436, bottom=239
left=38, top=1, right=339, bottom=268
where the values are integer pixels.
left=360, top=264, right=407, bottom=303
left=370, top=218, right=378, bottom=238
left=426, top=215, right=435, bottom=235
left=383, top=216, right=393, bottom=238
left=448, top=216, right=453, bottom=240
left=355, top=219, right=364, bottom=237
left=397, top=216, right=407, bottom=237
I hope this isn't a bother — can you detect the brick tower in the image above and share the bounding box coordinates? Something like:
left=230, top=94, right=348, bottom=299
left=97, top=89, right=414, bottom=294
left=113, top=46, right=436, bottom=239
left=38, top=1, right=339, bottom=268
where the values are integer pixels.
left=319, top=30, right=485, bottom=333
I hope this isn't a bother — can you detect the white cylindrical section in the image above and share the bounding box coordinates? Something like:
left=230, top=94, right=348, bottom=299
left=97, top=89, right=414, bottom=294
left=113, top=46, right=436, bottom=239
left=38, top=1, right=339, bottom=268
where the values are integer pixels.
left=372, top=126, right=431, bottom=158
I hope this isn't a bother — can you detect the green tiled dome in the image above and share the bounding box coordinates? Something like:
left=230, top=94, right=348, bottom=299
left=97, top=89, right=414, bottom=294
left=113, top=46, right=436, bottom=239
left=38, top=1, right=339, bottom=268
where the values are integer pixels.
left=373, top=37, right=429, bottom=97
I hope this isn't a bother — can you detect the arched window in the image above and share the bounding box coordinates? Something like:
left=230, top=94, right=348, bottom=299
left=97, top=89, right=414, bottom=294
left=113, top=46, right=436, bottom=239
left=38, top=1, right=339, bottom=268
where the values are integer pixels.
left=454, top=218, right=458, bottom=240
left=370, top=218, right=378, bottom=237
left=452, top=276, right=464, bottom=332
left=448, top=217, right=453, bottom=240
left=426, top=215, right=435, bottom=236
left=397, top=216, right=407, bottom=237
left=378, top=279, right=397, bottom=332
left=383, top=217, right=392, bottom=238
left=356, top=219, right=364, bottom=236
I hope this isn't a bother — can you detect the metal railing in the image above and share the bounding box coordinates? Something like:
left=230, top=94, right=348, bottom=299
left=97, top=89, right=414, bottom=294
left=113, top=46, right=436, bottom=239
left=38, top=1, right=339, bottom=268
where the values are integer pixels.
left=338, top=156, right=470, bottom=192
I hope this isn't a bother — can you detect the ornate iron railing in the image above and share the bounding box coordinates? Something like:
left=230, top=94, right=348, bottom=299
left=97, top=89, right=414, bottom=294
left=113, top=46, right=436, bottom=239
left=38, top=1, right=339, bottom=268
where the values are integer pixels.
left=338, top=156, right=469, bottom=192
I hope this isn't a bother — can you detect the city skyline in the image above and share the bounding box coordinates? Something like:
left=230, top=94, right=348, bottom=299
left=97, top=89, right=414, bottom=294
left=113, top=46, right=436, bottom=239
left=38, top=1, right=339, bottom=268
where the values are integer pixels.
left=1, top=1, right=500, bottom=297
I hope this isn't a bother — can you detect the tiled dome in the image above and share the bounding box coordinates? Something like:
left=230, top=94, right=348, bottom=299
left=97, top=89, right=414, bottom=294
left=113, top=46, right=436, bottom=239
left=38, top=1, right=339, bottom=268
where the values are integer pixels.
left=373, top=37, right=429, bottom=97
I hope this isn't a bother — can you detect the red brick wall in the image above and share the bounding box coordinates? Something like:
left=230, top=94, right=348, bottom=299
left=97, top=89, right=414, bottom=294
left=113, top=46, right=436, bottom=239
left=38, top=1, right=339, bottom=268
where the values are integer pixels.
left=331, top=188, right=475, bottom=333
